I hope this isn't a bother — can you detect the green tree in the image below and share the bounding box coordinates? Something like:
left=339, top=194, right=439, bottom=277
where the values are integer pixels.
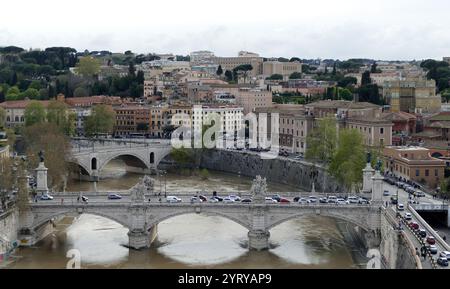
left=84, top=105, right=116, bottom=136
left=329, top=129, right=366, bottom=193
left=23, top=122, right=72, bottom=191
left=267, top=74, right=283, bottom=80
left=73, top=86, right=89, bottom=97
left=289, top=72, right=302, bottom=79
left=24, top=100, right=46, bottom=126
left=19, top=88, right=40, bottom=100
left=224, top=70, right=233, bottom=82
left=47, top=100, right=75, bottom=136
left=216, top=65, right=223, bottom=76
left=0, top=107, right=5, bottom=129
left=170, top=147, right=194, bottom=165
left=6, top=86, right=20, bottom=100
left=75, top=56, right=101, bottom=78
left=305, top=117, right=337, bottom=163
left=361, top=71, right=371, bottom=86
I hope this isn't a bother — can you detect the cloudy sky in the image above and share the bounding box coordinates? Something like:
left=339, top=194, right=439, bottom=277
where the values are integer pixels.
left=1, top=0, right=449, bottom=60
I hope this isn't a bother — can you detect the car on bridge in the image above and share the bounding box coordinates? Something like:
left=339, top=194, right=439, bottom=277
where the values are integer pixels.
left=198, top=195, right=208, bottom=202
left=279, top=198, right=291, bottom=204
left=296, top=198, right=308, bottom=204
left=308, top=196, right=318, bottom=203
left=223, top=197, right=235, bottom=203
left=397, top=204, right=405, bottom=211
left=190, top=197, right=203, bottom=203
left=427, top=245, right=438, bottom=254
left=418, top=229, right=427, bottom=238
left=414, top=191, right=426, bottom=197
left=383, top=190, right=390, bottom=196
left=347, top=196, right=359, bottom=204
left=241, top=198, right=252, bottom=203
left=271, top=194, right=281, bottom=202
left=437, top=257, right=449, bottom=267
left=166, top=196, right=182, bottom=203
left=336, top=198, right=349, bottom=205
left=358, top=197, right=370, bottom=205
left=108, top=193, right=122, bottom=200
left=426, top=236, right=436, bottom=245
left=40, top=194, right=54, bottom=201
left=404, top=213, right=412, bottom=221
left=390, top=196, right=398, bottom=205
left=319, top=197, right=328, bottom=204
left=209, top=197, right=219, bottom=203
left=265, top=197, right=277, bottom=203
left=409, top=222, right=419, bottom=231
left=228, top=195, right=241, bottom=202
left=327, top=196, right=337, bottom=204
left=440, top=251, right=450, bottom=260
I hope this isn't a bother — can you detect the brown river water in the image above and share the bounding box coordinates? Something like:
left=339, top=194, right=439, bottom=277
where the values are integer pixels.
left=6, top=161, right=364, bottom=269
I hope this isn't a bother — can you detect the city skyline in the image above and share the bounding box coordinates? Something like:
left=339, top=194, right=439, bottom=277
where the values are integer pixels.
left=1, top=0, right=449, bottom=60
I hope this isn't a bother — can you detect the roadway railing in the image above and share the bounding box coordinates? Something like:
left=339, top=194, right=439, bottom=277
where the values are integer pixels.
left=407, top=203, right=450, bottom=251
left=383, top=207, right=422, bottom=269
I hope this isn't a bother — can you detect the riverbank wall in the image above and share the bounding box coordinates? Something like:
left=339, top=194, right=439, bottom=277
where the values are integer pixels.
left=198, top=150, right=344, bottom=193
left=0, top=209, right=19, bottom=264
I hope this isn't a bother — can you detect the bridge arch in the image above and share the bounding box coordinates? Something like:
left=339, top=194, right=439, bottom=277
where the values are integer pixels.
left=266, top=210, right=371, bottom=232
left=98, top=152, right=150, bottom=173
left=68, top=160, right=91, bottom=176
left=32, top=210, right=130, bottom=230
left=146, top=211, right=252, bottom=232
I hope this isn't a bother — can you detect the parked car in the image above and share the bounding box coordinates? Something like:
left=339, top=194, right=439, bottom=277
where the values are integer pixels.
left=108, top=193, right=122, bottom=200
left=397, top=204, right=405, bottom=211
left=347, top=196, right=359, bottom=204
left=228, top=195, right=241, bottom=202
left=241, top=198, right=252, bottom=203
left=166, top=196, right=182, bottom=203
left=271, top=194, right=281, bottom=202
left=437, top=257, right=449, bottom=267
left=404, top=213, right=412, bottom=221
left=40, top=194, right=54, bottom=201
left=415, top=191, right=425, bottom=197
left=265, top=197, right=278, bottom=203
left=336, top=198, right=349, bottom=205
left=319, top=197, right=328, bottom=204
left=308, top=196, right=318, bottom=203
left=426, top=236, right=436, bottom=245
left=418, top=229, right=427, bottom=238
left=223, top=197, right=235, bottom=203
left=439, top=251, right=450, bottom=260
left=190, top=196, right=203, bottom=203
left=383, top=190, right=390, bottom=196
left=279, top=198, right=291, bottom=204
left=209, top=197, right=219, bottom=203
left=327, top=196, right=337, bottom=203
left=297, top=198, right=308, bottom=204
left=427, top=245, right=438, bottom=255
left=359, top=198, right=370, bottom=205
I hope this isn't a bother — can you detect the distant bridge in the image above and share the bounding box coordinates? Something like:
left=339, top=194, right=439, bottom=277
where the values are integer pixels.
left=69, top=138, right=172, bottom=180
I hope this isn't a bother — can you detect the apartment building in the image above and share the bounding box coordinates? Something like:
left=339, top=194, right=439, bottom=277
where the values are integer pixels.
left=383, top=79, right=440, bottom=113
left=114, top=106, right=151, bottom=136
left=190, top=51, right=215, bottom=64
left=234, top=88, right=273, bottom=114
left=192, top=105, right=243, bottom=140
left=262, top=61, right=302, bottom=78
left=0, top=100, right=50, bottom=128
left=209, top=52, right=263, bottom=76
left=383, top=146, right=445, bottom=188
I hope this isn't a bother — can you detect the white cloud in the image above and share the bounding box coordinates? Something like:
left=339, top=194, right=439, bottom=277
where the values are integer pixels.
left=0, top=0, right=449, bottom=59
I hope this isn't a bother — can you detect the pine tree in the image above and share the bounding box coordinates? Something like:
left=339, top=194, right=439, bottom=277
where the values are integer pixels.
left=216, top=65, right=223, bottom=76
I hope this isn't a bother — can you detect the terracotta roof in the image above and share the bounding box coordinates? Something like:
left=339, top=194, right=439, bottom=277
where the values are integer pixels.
left=306, top=100, right=380, bottom=109
left=384, top=111, right=417, bottom=121
left=428, top=112, right=450, bottom=121
left=0, top=100, right=50, bottom=109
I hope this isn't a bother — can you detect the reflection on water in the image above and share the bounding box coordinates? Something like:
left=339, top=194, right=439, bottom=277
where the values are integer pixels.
left=8, top=160, right=360, bottom=269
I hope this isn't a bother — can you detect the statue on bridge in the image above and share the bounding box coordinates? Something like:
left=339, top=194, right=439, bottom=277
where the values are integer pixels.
left=251, top=175, right=267, bottom=204
left=38, top=150, right=45, bottom=163
left=130, top=175, right=155, bottom=203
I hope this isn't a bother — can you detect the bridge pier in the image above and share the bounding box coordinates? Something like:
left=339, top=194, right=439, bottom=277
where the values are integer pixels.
left=248, top=230, right=270, bottom=250
left=128, top=230, right=151, bottom=250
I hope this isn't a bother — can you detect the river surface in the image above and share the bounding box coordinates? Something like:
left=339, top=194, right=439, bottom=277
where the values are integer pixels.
left=7, top=161, right=365, bottom=269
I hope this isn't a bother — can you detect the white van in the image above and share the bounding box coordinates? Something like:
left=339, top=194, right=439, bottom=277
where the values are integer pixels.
left=166, top=196, right=182, bottom=203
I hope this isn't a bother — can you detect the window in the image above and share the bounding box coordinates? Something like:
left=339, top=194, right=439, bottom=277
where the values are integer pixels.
left=380, top=128, right=384, bottom=134
left=435, top=169, right=438, bottom=177
left=425, top=170, right=429, bottom=177
left=416, top=169, right=420, bottom=177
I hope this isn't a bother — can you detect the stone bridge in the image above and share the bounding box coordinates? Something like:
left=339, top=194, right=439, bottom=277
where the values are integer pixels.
left=18, top=174, right=386, bottom=251
left=69, top=138, right=172, bottom=180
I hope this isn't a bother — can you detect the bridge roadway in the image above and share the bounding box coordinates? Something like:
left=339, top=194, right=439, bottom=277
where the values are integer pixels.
left=382, top=181, right=450, bottom=269
left=25, top=194, right=380, bottom=251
